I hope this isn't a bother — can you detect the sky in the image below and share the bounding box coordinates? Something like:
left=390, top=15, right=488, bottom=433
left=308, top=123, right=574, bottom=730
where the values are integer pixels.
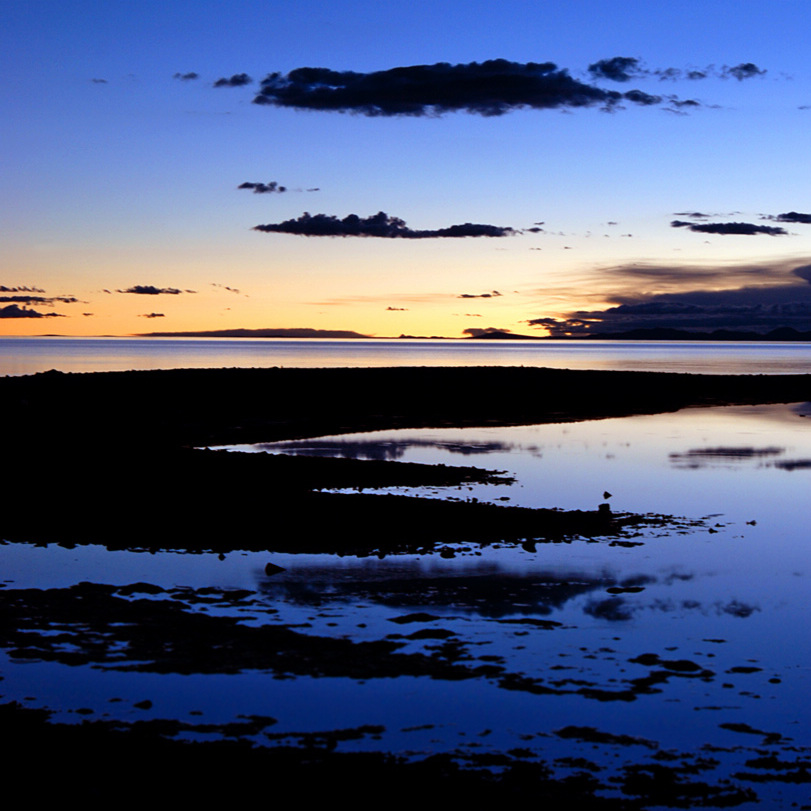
left=5, top=0, right=811, bottom=338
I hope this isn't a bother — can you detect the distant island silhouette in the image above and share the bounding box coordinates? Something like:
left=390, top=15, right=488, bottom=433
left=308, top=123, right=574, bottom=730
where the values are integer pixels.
left=139, top=327, right=372, bottom=339
left=136, top=326, right=811, bottom=341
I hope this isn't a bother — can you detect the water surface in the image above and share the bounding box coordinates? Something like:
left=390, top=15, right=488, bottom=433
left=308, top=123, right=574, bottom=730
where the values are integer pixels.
left=3, top=401, right=811, bottom=805
left=4, top=335, right=811, bottom=375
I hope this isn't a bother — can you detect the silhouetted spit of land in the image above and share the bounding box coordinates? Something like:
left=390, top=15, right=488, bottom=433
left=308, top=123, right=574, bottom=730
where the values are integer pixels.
left=2, top=365, right=808, bottom=552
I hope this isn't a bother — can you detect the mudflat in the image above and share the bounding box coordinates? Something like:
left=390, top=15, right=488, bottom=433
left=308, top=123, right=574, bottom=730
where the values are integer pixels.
left=2, top=366, right=810, bottom=804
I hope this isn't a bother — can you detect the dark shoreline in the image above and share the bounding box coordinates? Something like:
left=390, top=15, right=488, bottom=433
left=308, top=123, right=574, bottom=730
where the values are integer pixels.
left=5, top=365, right=810, bottom=445
left=4, top=365, right=805, bottom=552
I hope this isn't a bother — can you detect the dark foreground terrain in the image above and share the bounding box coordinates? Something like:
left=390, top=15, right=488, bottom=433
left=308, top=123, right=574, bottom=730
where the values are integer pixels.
left=3, top=365, right=807, bottom=551
left=3, top=366, right=811, bottom=805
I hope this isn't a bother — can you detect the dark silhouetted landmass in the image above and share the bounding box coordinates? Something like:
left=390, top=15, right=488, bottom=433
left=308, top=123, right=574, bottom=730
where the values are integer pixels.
left=2, top=365, right=809, bottom=553
left=465, top=330, right=542, bottom=340
left=138, top=327, right=371, bottom=338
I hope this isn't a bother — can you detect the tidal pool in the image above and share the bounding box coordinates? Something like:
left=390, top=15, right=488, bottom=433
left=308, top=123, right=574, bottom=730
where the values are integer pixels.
left=3, top=402, right=811, bottom=806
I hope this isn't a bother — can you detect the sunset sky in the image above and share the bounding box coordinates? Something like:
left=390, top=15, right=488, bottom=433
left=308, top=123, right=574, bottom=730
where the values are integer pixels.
left=5, top=0, right=811, bottom=338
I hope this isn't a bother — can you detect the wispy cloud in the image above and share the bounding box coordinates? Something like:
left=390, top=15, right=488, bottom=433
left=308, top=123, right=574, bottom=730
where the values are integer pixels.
left=589, top=57, right=766, bottom=83
left=211, top=283, right=245, bottom=295
left=529, top=261, right=811, bottom=335
left=0, top=295, right=80, bottom=305
left=238, top=181, right=319, bottom=194
left=0, top=285, right=46, bottom=293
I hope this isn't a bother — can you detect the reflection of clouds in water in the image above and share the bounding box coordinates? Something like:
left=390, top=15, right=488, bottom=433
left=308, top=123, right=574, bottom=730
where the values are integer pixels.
left=584, top=595, right=760, bottom=621
left=772, top=458, right=811, bottom=471
left=669, top=444, right=811, bottom=472
left=258, top=565, right=696, bottom=620
left=669, top=446, right=785, bottom=469
left=256, top=437, right=542, bottom=461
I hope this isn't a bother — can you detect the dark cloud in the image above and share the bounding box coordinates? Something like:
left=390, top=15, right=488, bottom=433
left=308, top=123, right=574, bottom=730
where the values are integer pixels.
left=530, top=261, right=811, bottom=336
left=673, top=211, right=713, bottom=219
left=252, top=59, right=686, bottom=116
left=0, top=295, right=79, bottom=305
left=524, top=317, right=560, bottom=328
left=590, top=59, right=765, bottom=84
left=772, top=211, right=811, bottom=224
left=214, top=73, right=252, bottom=88
left=463, top=327, right=512, bottom=337
left=0, top=285, right=46, bottom=293
left=671, top=220, right=787, bottom=236
left=665, top=98, right=702, bottom=112
left=253, top=211, right=517, bottom=238
left=458, top=290, right=502, bottom=299
left=588, top=57, right=644, bottom=82
left=139, top=312, right=165, bottom=318
left=117, top=285, right=188, bottom=295
left=174, top=72, right=199, bottom=81
left=238, top=181, right=287, bottom=193
left=0, top=304, right=63, bottom=319
left=622, top=88, right=662, bottom=106
left=723, top=62, right=766, bottom=81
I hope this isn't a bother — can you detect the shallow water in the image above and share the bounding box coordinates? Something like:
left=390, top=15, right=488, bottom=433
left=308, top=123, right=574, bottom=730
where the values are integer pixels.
left=4, top=335, right=811, bottom=375
left=3, top=402, right=811, bottom=806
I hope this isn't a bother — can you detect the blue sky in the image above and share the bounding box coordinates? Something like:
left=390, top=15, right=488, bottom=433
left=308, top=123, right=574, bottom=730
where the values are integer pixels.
left=4, top=0, right=811, bottom=336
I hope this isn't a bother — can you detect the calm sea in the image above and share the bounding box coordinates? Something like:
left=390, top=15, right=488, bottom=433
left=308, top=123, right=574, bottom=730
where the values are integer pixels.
left=2, top=335, right=811, bottom=375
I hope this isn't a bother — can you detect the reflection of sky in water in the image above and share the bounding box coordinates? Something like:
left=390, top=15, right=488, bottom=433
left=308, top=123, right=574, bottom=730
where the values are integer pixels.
left=4, top=402, right=811, bottom=804
left=254, top=438, right=537, bottom=461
